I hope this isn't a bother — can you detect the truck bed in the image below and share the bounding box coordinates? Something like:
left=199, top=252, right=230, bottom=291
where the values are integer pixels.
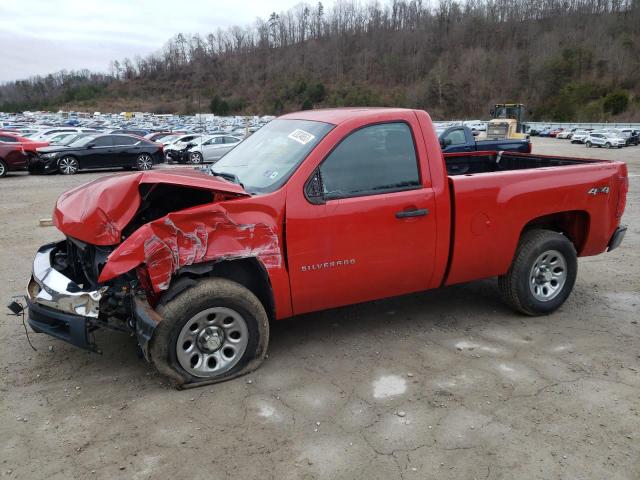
left=442, top=150, right=627, bottom=287
left=444, top=151, right=603, bottom=176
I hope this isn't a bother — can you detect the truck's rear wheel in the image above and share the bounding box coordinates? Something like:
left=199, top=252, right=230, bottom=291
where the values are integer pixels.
left=150, top=278, right=269, bottom=388
left=498, top=229, right=577, bottom=316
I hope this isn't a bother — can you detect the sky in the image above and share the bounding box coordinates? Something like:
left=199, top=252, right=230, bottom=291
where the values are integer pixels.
left=0, top=0, right=329, bottom=83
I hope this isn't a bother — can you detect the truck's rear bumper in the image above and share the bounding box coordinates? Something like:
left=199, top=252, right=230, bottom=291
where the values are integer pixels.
left=608, top=225, right=627, bottom=252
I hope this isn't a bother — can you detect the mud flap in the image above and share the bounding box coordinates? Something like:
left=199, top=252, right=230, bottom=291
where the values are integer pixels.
left=133, top=296, right=162, bottom=362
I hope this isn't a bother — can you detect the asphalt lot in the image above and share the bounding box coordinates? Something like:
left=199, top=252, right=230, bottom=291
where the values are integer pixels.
left=1, top=137, right=639, bottom=479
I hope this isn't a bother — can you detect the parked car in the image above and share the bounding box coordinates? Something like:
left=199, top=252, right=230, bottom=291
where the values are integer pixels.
left=22, top=108, right=628, bottom=387
left=0, top=132, right=49, bottom=152
left=548, top=128, right=564, bottom=138
left=109, top=128, right=149, bottom=137
left=188, top=135, right=242, bottom=164
left=620, top=129, right=639, bottom=146
left=570, top=130, right=591, bottom=144
left=50, top=132, right=95, bottom=146
left=0, top=143, right=29, bottom=177
left=164, top=134, right=203, bottom=163
left=585, top=132, right=626, bottom=149
left=556, top=129, right=575, bottom=139
left=28, top=127, right=98, bottom=141
left=464, top=121, right=486, bottom=132
left=537, top=127, right=554, bottom=137
left=30, top=134, right=164, bottom=174
left=145, top=132, right=179, bottom=142
left=47, top=132, right=81, bottom=145
left=438, top=126, right=531, bottom=154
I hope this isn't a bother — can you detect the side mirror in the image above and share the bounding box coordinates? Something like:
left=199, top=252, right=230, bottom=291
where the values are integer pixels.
left=304, top=168, right=325, bottom=205
left=86, top=143, right=95, bottom=148
left=489, top=109, right=495, bottom=116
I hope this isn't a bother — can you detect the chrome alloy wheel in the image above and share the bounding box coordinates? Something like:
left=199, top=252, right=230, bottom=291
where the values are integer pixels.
left=529, top=249, right=567, bottom=302
left=176, top=307, right=249, bottom=378
left=137, top=154, right=153, bottom=170
left=190, top=152, right=203, bottom=164
left=58, top=156, right=78, bottom=174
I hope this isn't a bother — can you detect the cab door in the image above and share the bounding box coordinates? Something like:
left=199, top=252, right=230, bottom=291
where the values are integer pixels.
left=111, top=135, right=140, bottom=166
left=201, top=136, right=226, bottom=162
left=84, top=135, right=115, bottom=168
left=285, top=121, right=437, bottom=315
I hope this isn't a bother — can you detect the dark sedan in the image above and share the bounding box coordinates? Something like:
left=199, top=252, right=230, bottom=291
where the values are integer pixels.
left=31, top=134, right=164, bottom=175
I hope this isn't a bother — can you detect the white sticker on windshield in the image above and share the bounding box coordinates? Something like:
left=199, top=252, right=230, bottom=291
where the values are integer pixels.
left=288, top=129, right=315, bottom=145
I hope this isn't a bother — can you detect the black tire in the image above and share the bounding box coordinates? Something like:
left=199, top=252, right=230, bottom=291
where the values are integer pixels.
left=586, top=141, right=592, bottom=148
left=605, top=142, right=612, bottom=149
left=57, top=156, right=79, bottom=175
left=0, top=159, right=7, bottom=177
left=150, top=278, right=269, bottom=388
left=498, top=229, right=577, bottom=316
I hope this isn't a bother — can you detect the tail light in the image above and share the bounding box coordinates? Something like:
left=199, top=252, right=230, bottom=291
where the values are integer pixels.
left=616, top=173, right=628, bottom=219
left=526, top=141, right=532, bottom=153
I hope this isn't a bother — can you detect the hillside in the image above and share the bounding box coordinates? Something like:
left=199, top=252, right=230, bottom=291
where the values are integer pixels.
left=1, top=0, right=639, bottom=121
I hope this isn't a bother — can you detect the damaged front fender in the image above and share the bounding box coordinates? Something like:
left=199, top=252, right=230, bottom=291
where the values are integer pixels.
left=98, top=203, right=282, bottom=294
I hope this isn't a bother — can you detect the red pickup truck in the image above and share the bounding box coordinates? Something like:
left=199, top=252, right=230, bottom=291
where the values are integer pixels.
left=24, top=108, right=628, bottom=387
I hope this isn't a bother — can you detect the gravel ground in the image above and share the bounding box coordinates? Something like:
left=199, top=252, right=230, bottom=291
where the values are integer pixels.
left=1, top=138, right=638, bottom=479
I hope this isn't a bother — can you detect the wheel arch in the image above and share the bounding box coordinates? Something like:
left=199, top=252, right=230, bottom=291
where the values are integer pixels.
left=519, top=210, right=590, bottom=255
left=158, top=257, right=276, bottom=322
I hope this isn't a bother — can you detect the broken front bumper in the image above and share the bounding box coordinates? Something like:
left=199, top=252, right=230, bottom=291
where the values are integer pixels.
left=26, top=242, right=106, bottom=351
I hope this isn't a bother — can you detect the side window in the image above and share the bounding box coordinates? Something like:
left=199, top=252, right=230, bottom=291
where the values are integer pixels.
left=319, top=123, right=420, bottom=199
left=0, top=135, right=16, bottom=142
left=92, top=136, right=113, bottom=147
left=112, top=135, right=138, bottom=146
left=444, top=129, right=467, bottom=146
left=224, top=136, right=239, bottom=144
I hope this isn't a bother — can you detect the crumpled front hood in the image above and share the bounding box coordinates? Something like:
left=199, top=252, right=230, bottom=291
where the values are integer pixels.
left=53, top=169, right=249, bottom=245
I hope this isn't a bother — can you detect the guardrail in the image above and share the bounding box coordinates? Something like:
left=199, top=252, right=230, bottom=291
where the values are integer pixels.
left=436, top=120, right=640, bottom=130
left=524, top=122, right=640, bottom=130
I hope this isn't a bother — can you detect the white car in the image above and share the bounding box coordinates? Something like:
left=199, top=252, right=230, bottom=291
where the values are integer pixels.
left=464, top=121, right=486, bottom=132
left=585, top=132, right=626, bottom=149
left=556, top=130, right=574, bottom=139
left=28, top=127, right=98, bottom=141
left=570, top=130, right=591, bottom=144
left=164, top=134, right=204, bottom=162
left=188, top=135, right=242, bottom=164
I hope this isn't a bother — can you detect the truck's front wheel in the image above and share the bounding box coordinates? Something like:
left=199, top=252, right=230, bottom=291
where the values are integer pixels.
left=150, top=278, right=269, bottom=387
left=498, top=229, right=577, bottom=316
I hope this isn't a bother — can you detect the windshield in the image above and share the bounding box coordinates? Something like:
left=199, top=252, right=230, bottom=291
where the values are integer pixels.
left=67, top=135, right=96, bottom=147
left=210, top=119, right=333, bottom=194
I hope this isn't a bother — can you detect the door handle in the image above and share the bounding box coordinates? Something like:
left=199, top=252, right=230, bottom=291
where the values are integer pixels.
left=396, top=208, right=429, bottom=219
